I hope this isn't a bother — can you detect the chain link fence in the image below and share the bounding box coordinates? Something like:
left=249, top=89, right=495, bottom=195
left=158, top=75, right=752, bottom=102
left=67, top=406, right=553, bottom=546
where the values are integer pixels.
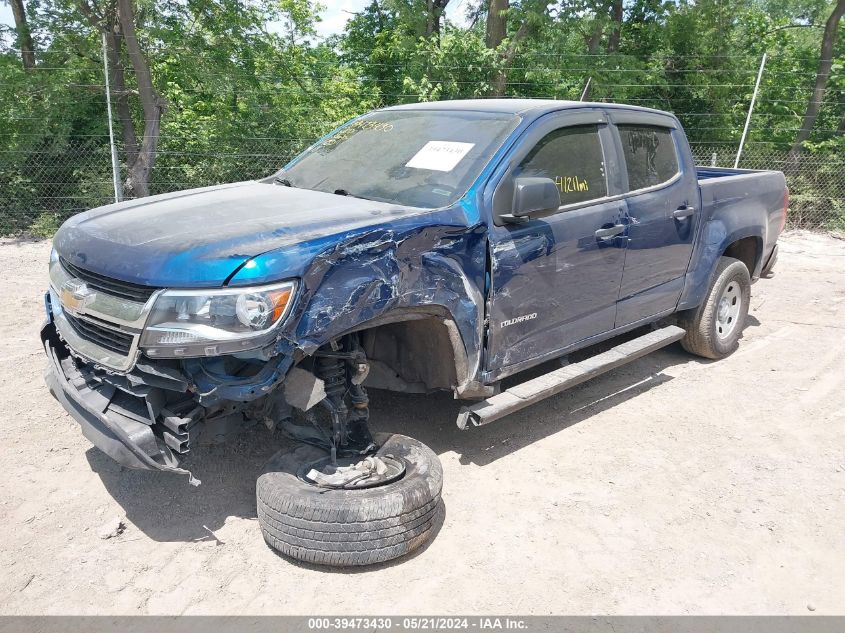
left=690, top=146, right=845, bottom=231
left=2, top=135, right=843, bottom=237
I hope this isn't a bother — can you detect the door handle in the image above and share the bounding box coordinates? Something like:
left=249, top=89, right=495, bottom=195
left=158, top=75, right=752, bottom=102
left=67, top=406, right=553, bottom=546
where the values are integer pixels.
left=595, top=224, right=625, bottom=240
left=673, top=205, right=695, bottom=220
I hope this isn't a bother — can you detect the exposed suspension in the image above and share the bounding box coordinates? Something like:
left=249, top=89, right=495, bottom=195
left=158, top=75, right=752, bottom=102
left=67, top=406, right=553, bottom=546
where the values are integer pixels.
left=312, top=334, right=375, bottom=463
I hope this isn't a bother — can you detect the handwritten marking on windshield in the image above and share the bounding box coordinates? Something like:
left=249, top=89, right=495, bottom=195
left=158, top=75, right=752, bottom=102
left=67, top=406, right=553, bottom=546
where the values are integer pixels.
left=323, top=119, right=394, bottom=147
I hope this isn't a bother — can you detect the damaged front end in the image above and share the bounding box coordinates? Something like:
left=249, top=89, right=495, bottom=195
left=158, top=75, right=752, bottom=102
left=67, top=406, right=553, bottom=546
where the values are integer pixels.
left=43, top=209, right=489, bottom=485
left=43, top=302, right=377, bottom=486
left=40, top=253, right=305, bottom=485
left=41, top=258, right=381, bottom=486
left=43, top=325, right=205, bottom=483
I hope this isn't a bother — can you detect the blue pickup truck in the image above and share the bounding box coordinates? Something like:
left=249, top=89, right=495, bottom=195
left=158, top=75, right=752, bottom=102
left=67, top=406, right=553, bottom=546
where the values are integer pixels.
left=41, top=99, right=787, bottom=566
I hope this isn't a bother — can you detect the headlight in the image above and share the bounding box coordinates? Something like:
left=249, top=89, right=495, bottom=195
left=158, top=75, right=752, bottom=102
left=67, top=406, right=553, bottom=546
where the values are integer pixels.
left=140, top=280, right=296, bottom=357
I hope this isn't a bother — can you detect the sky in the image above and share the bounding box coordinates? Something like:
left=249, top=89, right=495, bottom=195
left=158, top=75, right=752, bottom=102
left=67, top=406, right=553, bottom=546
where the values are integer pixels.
left=0, top=5, right=13, bottom=30
left=0, top=1, right=472, bottom=41
left=318, top=0, right=471, bottom=36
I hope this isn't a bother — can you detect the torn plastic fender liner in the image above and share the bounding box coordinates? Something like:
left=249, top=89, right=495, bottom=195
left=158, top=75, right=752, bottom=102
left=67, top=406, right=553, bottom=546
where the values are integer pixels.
left=285, top=223, right=488, bottom=393
left=41, top=334, right=200, bottom=485
left=182, top=343, right=296, bottom=407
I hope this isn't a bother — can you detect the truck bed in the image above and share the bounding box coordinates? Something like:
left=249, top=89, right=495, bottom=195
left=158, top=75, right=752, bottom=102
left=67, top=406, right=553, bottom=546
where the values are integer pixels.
left=689, top=165, right=787, bottom=285
left=695, top=166, right=786, bottom=206
left=696, top=165, right=776, bottom=181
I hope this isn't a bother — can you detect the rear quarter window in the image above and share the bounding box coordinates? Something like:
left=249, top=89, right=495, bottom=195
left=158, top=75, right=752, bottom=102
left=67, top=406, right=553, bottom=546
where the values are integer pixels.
left=617, top=124, right=678, bottom=191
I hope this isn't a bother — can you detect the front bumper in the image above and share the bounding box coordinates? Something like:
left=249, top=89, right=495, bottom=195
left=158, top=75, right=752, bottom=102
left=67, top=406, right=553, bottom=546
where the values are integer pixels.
left=41, top=320, right=200, bottom=484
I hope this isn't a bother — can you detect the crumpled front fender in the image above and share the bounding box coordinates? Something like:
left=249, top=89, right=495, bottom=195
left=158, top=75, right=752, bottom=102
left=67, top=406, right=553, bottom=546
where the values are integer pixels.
left=285, top=223, right=488, bottom=393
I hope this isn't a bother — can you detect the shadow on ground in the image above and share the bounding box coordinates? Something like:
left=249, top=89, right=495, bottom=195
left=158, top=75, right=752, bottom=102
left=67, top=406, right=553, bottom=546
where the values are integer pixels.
left=86, top=428, right=279, bottom=542
left=88, top=332, right=701, bottom=545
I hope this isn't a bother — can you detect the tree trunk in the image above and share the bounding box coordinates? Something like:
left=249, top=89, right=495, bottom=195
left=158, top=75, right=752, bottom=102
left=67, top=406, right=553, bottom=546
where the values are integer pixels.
left=106, top=27, right=139, bottom=166
left=486, top=0, right=508, bottom=49
left=116, top=0, right=165, bottom=198
left=492, top=20, right=528, bottom=96
left=425, top=0, right=449, bottom=38
left=585, top=23, right=603, bottom=53
left=606, top=0, right=622, bottom=53
left=78, top=0, right=143, bottom=188
left=788, top=0, right=845, bottom=158
left=9, top=0, right=36, bottom=69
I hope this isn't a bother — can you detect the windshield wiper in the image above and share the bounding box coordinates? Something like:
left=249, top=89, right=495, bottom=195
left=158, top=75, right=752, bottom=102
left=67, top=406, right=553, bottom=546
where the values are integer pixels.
left=274, top=176, right=294, bottom=187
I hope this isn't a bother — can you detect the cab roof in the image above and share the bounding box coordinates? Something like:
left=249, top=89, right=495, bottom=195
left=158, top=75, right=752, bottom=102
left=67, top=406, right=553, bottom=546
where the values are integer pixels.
left=382, top=98, right=673, bottom=120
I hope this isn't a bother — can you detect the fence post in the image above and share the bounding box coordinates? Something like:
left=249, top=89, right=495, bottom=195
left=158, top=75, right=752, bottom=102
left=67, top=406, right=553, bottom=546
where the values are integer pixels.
left=579, top=77, right=592, bottom=101
left=102, top=32, right=123, bottom=203
left=735, top=52, right=767, bottom=169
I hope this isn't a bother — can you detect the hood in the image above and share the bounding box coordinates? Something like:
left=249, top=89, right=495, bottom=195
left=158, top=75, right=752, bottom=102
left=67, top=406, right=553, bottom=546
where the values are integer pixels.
left=53, top=181, right=423, bottom=287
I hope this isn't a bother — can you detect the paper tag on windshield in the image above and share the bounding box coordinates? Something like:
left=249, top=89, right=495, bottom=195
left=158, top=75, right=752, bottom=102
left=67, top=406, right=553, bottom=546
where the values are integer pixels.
left=406, top=141, right=475, bottom=172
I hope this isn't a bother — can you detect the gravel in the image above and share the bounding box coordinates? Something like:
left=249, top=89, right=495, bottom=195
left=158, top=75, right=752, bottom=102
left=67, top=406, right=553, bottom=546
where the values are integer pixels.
left=0, top=231, right=843, bottom=615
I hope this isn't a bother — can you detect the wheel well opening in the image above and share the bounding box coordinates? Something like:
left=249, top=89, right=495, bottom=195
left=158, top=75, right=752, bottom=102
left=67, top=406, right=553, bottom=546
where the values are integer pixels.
left=723, top=236, right=760, bottom=276
left=358, top=317, right=458, bottom=394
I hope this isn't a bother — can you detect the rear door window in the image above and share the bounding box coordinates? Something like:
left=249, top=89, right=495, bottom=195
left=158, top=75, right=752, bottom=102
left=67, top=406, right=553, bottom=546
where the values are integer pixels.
left=514, top=124, right=608, bottom=207
left=617, top=124, right=679, bottom=191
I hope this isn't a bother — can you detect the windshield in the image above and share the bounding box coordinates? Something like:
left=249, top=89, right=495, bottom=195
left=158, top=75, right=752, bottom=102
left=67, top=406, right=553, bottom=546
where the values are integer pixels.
left=282, top=109, right=520, bottom=208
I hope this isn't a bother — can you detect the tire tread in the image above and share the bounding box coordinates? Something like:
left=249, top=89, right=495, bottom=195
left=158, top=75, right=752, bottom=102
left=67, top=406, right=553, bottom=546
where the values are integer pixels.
left=678, top=256, right=751, bottom=359
left=256, top=433, right=442, bottom=567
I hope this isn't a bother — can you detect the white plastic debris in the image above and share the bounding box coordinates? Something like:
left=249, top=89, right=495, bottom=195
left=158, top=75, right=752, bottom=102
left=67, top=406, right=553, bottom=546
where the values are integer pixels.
left=307, top=456, right=390, bottom=487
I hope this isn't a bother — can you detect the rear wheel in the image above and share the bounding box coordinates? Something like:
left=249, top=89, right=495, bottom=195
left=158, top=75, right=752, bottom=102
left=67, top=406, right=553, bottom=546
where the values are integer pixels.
left=256, top=433, right=442, bottom=566
left=679, top=256, right=751, bottom=359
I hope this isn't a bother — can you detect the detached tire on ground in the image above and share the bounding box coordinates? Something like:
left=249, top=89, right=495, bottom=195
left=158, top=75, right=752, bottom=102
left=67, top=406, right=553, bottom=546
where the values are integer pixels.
left=678, top=255, right=751, bottom=359
left=257, top=433, right=442, bottom=566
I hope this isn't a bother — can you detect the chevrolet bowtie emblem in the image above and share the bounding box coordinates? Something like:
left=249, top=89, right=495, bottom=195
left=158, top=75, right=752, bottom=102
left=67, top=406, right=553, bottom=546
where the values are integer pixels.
left=59, top=279, right=96, bottom=314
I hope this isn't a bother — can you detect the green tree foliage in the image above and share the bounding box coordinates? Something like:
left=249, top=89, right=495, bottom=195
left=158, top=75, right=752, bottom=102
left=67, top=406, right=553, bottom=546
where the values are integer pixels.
left=1, top=0, right=844, bottom=234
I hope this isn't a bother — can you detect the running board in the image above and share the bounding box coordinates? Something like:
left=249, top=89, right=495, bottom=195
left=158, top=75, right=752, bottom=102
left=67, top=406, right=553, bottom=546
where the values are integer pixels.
left=456, top=325, right=686, bottom=429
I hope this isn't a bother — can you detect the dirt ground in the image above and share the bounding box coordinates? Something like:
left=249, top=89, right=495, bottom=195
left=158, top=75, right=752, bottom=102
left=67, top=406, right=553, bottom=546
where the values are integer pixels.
left=0, top=232, right=843, bottom=615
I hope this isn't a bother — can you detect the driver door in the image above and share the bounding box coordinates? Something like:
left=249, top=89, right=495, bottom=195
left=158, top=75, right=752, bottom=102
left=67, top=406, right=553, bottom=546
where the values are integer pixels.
left=485, top=111, right=628, bottom=374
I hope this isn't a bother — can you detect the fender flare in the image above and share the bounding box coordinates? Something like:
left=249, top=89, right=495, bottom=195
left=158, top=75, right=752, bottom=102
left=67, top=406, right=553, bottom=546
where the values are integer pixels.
left=678, top=220, right=764, bottom=312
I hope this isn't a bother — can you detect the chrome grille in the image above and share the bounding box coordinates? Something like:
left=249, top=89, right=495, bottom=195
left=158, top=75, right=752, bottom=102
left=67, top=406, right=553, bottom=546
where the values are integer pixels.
left=63, top=312, right=133, bottom=356
left=59, top=257, right=158, bottom=303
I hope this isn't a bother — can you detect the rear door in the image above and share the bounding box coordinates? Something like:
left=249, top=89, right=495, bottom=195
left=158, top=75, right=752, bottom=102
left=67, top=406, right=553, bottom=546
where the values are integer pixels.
left=609, top=111, right=701, bottom=326
left=485, top=110, right=628, bottom=373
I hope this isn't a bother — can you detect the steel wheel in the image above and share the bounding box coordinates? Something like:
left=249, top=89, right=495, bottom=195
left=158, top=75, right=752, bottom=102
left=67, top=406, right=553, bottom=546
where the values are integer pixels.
left=715, top=280, right=742, bottom=340
left=679, top=256, right=751, bottom=360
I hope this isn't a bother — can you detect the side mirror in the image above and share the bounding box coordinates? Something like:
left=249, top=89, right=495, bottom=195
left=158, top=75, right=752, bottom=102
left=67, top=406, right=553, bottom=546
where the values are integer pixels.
left=505, top=177, right=561, bottom=223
